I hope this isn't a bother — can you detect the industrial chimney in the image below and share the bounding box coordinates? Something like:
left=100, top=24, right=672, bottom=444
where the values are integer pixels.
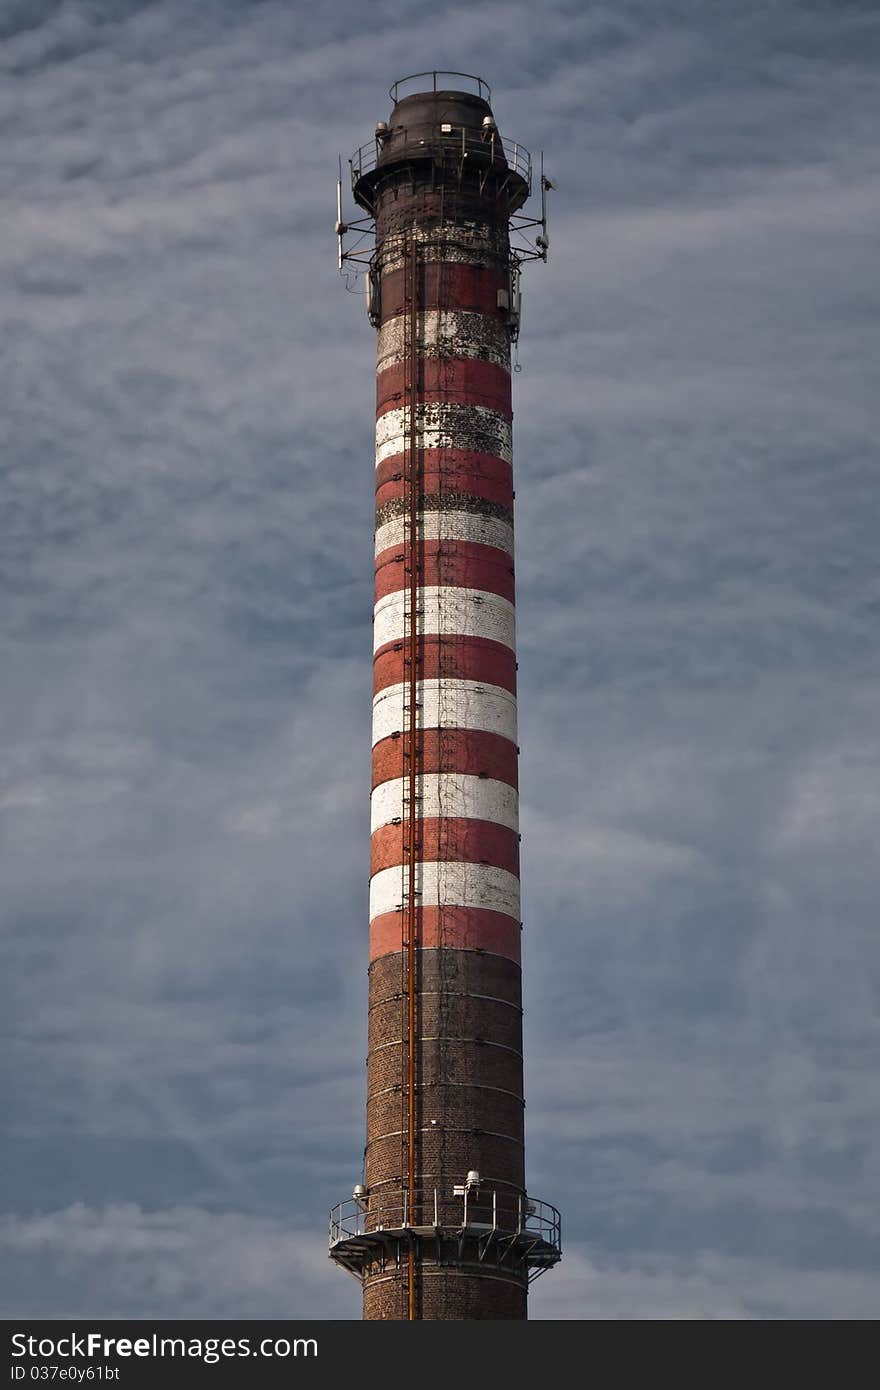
left=330, top=71, right=561, bottom=1320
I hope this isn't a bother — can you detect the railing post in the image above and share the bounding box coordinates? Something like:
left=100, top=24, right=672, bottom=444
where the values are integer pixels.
left=434, top=1188, right=439, bottom=1227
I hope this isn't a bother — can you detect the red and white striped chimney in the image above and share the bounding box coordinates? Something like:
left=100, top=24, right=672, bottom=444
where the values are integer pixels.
left=330, top=71, right=560, bottom=1321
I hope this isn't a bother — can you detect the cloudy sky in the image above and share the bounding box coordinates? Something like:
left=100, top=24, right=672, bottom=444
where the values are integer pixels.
left=2, top=0, right=878, bottom=1320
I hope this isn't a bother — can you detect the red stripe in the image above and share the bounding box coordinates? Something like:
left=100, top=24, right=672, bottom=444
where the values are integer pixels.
left=373, top=636, right=517, bottom=695
left=380, top=264, right=508, bottom=322
left=377, top=450, right=513, bottom=511
left=377, top=359, right=511, bottom=418
left=370, top=906, right=521, bottom=963
left=372, top=728, right=518, bottom=790
left=374, top=539, right=515, bottom=603
left=370, top=818, right=520, bottom=877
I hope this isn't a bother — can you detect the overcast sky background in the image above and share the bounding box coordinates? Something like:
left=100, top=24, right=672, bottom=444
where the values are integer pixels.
left=1, top=0, right=878, bottom=1320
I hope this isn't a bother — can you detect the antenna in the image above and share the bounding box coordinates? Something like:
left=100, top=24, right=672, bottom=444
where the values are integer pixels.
left=335, top=155, right=348, bottom=272
left=335, top=154, right=378, bottom=295
left=537, top=152, right=556, bottom=262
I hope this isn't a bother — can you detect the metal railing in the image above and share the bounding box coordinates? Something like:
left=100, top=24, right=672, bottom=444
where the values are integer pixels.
left=390, top=72, right=491, bottom=104
left=350, top=126, right=531, bottom=194
left=329, top=1186, right=561, bottom=1255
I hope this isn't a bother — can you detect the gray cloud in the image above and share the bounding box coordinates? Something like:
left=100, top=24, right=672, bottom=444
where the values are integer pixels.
left=0, top=1203, right=353, bottom=1319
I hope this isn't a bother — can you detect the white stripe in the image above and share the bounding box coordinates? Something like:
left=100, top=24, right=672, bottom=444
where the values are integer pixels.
left=371, top=774, right=518, bottom=833
left=375, top=404, right=512, bottom=466
left=370, top=861, right=521, bottom=920
left=372, top=680, right=518, bottom=745
left=375, top=510, right=514, bottom=558
left=377, top=311, right=511, bottom=372
left=373, top=587, right=515, bottom=653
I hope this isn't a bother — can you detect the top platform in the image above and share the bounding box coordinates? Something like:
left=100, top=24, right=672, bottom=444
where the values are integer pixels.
left=350, top=73, right=531, bottom=217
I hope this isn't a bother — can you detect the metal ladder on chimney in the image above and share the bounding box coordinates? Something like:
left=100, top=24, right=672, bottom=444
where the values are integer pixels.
left=400, top=230, right=421, bottom=1320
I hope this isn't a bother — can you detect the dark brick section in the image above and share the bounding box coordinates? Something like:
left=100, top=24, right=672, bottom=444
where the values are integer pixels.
left=370, top=1004, right=522, bottom=1062
left=370, top=947, right=522, bottom=1004
left=365, top=949, right=526, bottom=1233
left=364, top=1249, right=527, bottom=1320
left=365, top=1129, right=524, bottom=1200
left=368, top=1036, right=523, bottom=1095
left=367, top=1086, right=524, bottom=1154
